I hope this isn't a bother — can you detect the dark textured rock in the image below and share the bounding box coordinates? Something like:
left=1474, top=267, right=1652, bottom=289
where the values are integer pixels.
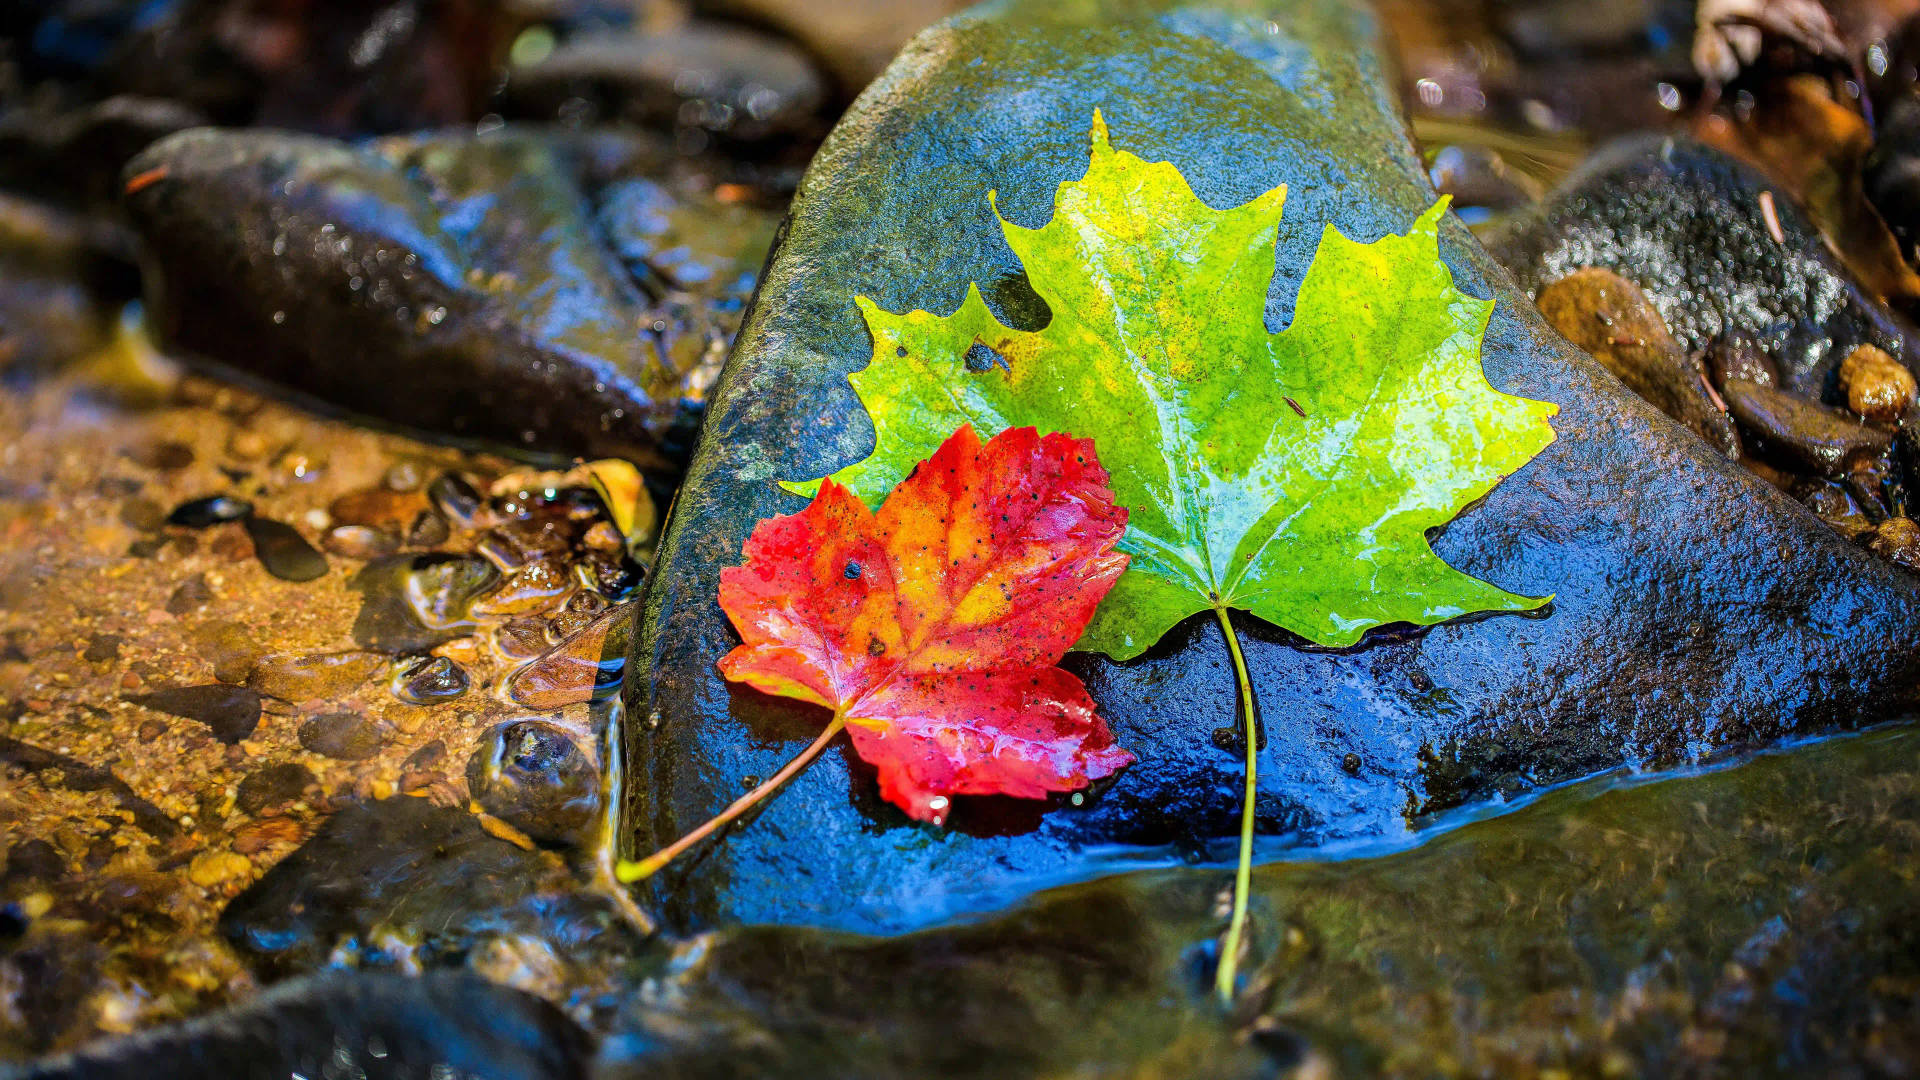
left=4, top=971, right=594, bottom=1080
left=219, top=796, right=640, bottom=978
left=467, top=720, right=601, bottom=847
left=0, top=96, right=207, bottom=212
left=625, top=0, right=1920, bottom=933
left=1721, top=377, right=1893, bottom=476
left=1486, top=134, right=1920, bottom=404
left=235, top=763, right=318, bottom=816
left=121, top=129, right=681, bottom=465
left=129, top=684, right=261, bottom=745
left=501, top=22, right=828, bottom=143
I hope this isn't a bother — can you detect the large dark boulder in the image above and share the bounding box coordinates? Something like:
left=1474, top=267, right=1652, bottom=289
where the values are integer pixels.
left=623, top=0, right=1920, bottom=933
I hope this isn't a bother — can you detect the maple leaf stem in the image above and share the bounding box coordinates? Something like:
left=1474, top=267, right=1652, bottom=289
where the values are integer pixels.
left=1213, top=605, right=1259, bottom=1004
left=615, top=712, right=851, bottom=884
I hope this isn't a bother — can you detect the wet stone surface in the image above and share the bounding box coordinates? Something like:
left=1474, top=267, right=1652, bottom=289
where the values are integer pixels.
left=120, top=125, right=780, bottom=466
left=626, top=0, right=1920, bottom=936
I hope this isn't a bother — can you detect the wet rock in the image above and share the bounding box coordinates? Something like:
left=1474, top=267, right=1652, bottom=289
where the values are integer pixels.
left=403, top=740, right=448, bottom=776
left=1865, top=83, right=1920, bottom=267
left=1706, top=329, right=1781, bottom=389
left=9, top=971, right=595, bottom=1080
left=220, top=796, right=641, bottom=978
left=296, top=711, right=387, bottom=762
left=1838, top=343, right=1917, bottom=422
left=1536, top=267, right=1739, bottom=457
left=1797, top=479, right=1877, bottom=539
left=692, top=0, right=969, bottom=92
left=246, top=651, right=383, bottom=703
left=191, top=620, right=260, bottom=684
left=390, top=656, right=471, bottom=706
left=1869, top=516, right=1920, bottom=571
left=467, top=721, right=600, bottom=847
left=501, top=22, right=827, bottom=143
left=406, top=510, right=450, bottom=547
left=327, top=488, right=425, bottom=529
left=628, top=1, right=1920, bottom=933
left=1721, top=378, right=1893, bottom=475
left=98, top=0, right=514, bottom=136
left=242, top=516, right=328, bottom=582
left=0, top=95, right=207, bottom=212
left=122, top=128, right=685, bottom=465
left=594, top=176, right=776, bottom=431
left=235, top=763, right=317, bottom=816
left=322, top=524, right=400, bottom=560
left=129, top=684, right=261, bottom=744
left=1428, top=144, right=1540, bottom=215
left=165, top=495, right=251, bottom=528
left=1487, top=134, right=1920, bottom=405
left=426, top=472, right=483, bottom=525
left=507, top=602, right=632, bottom=710
left=348, top=554, right=500, bottom=654
left=470, top=558, right=571, bottom=617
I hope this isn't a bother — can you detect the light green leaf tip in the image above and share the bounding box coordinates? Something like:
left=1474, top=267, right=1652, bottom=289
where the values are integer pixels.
left=786, top=110, right=1558, bottom=659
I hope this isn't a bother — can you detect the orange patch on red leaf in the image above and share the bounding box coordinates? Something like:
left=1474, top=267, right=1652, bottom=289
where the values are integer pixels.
left=717, top=424, right=1134, bottom=822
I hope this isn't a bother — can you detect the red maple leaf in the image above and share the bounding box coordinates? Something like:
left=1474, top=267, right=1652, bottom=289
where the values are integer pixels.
left=717, top=423, right=1136, bottom=823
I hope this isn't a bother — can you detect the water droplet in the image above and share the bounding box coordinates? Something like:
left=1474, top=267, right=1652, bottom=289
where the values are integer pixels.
left=426, top=305, right=447, bottom=325
left=272, top=233, right=288, bottom=256
left=271, top=310, right=286, bottom=325
left=928, top=795, right=949, bottom=812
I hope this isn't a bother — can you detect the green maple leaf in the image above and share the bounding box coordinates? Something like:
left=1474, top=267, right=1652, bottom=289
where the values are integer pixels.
left=788, top=111, right=1558, bottom=659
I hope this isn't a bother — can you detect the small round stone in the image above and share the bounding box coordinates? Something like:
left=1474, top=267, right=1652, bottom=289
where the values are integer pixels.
left=1839, top=344, right=1918, bottom=423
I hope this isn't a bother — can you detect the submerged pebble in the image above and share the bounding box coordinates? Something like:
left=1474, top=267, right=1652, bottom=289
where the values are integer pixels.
left=297, top=711, right=387, bottom=761
left=243, top=517, right=328, bottom=581
left=235, top=762, right=317, bottom=816
left=129, top=684, right=262, bottom=744
left=246, top=651, right=383, bottom=703
left=323, top=524, right=400, bottom=560
left=166, top=495, right=252, bottom=528
left=1720, top=379, right=1893, bottom=476
left=391, top=656, right=471, bottom=706
left=428, top=473, right=483, bottom=525
left=466, top=721, right=599, bottom=847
